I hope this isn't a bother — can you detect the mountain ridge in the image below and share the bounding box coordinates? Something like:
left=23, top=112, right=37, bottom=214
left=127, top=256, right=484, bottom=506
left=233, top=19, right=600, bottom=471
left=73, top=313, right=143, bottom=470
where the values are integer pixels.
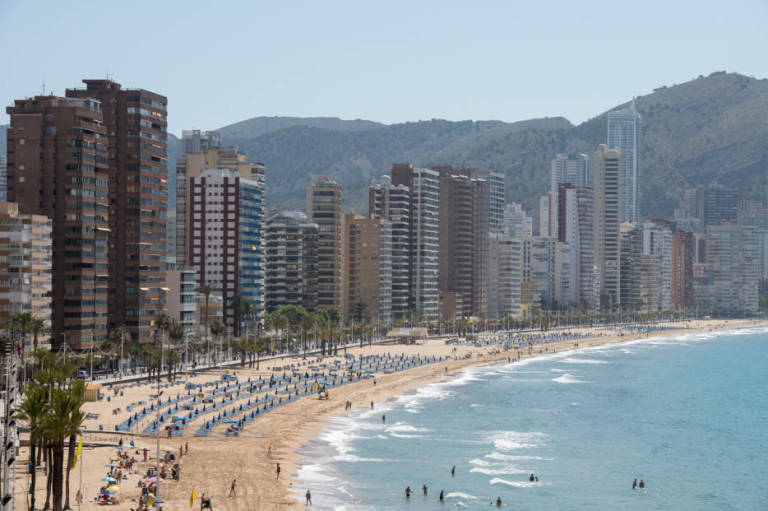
left=216, top=71, right=768, bottom=218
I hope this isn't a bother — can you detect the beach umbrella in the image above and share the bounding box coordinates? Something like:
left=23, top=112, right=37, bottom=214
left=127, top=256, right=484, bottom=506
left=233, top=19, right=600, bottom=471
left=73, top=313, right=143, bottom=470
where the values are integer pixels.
left=146, top=476, right=164, bottom=483
left=101, top=477, right=117, bottom=482
left=223, top=420, right=238, bottom=424
left=106, top=485, right=120, bottom=491
left=103, top=489, right=117, bottom=495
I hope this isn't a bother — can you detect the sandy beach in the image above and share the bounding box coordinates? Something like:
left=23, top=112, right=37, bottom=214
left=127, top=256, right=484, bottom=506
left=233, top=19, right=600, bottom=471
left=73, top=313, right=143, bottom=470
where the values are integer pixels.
left=12, top=318, right=763, bottom=510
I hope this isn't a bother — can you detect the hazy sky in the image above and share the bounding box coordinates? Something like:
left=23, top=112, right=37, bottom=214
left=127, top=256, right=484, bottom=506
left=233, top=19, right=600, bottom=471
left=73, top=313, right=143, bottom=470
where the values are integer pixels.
left=1, top=0, right=766, bottom=136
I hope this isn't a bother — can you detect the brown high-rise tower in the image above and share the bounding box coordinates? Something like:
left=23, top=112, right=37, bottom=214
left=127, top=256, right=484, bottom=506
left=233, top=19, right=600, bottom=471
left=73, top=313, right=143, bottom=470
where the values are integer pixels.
left=68, top=80, right=168, bottom=343
left=6, top=95, right=110, bottom=349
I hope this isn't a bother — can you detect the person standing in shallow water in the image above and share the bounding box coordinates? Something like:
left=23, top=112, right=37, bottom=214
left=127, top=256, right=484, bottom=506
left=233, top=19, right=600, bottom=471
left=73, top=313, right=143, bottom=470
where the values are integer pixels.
left=451, top=465, right=456, bottom=476
left=305, top=489, right=312, bottom=506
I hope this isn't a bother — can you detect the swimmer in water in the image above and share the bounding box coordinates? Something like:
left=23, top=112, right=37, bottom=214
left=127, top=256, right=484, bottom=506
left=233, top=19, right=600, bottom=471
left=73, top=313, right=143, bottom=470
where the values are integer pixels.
left=405, top=486, right=411, bottom=498
left=439, top=490, right=444, bottom=502
left=451, top=465, right=456, bottom=476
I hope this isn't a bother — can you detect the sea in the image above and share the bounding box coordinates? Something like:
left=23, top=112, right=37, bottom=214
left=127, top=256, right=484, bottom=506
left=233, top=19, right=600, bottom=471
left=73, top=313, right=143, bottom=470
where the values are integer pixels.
left=294, top=326, right=768, bottom=510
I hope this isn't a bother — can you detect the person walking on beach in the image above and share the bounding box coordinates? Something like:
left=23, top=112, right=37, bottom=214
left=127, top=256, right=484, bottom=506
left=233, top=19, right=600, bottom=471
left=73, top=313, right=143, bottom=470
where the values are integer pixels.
left=305, top=489, right=312, bottom=506
left=276, top=463, right=281, bottom=479
left=228, top=478, right=237, bottom=497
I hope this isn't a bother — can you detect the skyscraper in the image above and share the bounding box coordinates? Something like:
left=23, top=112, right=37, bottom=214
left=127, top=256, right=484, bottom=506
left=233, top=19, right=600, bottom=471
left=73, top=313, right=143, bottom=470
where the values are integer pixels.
left=706, top=223, right=760, bottom=315
left=391, top=163, right=440, bottom=321
left=562, top=187, right=595, bottom=309
left=620, top=222, right=641, bottom=311
left=6, top=95, right=109, bottom=349
left=188, top=168, right=265, bottom=333
left=488, top=233, right=521, bottom=320
left=592, top=145, right=621, bottom=311
left=671, top=229, right=694, bottom=311
left=344, top=214, right=392, bottom=324
left=369, top=175, right=410, bottom=319
left=176, top=135, right=264, bottom=266
left=67, top=80, right=168, bottom=343
left=607, top=102, right=640, bottom=223
left=307, top=175, right=344, bottom=312
left=503, top=203, right=533, bottom=239
left=436, top=167, right=489, bottom=318
left=0, top=201, right=52, bottom=338
left=551, top=153, right=590, bottom=192
left=265, top=211, right=318, bottom=313
left=642, top=220, right=672, bottom=310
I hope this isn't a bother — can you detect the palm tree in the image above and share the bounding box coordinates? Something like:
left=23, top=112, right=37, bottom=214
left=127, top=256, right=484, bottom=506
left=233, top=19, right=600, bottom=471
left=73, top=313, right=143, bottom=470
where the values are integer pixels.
left=300, top=313, right=315, bottom=358
left=196, top=283, right=217, bottom=353
left=209, top=320, right=226, bottom=365
left=39, top=388, right=71, bottom=511
left=229, top=292, right=249, bottom=337
left=29, top=317, right=50, bottom=353
left=64, top=379, right=86, bottom=510
left=18, top=383, right=48, bottom=511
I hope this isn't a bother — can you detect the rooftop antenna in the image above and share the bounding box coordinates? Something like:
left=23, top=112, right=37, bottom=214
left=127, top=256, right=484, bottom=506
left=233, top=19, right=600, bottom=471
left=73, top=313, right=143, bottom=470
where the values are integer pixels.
left=42, top=79, right=45, bottom=96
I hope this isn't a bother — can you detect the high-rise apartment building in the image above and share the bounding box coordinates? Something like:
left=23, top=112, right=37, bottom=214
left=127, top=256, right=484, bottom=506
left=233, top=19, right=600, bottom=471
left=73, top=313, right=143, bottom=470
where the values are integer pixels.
left=527, top=237, right=571, bottom=308
left=705, top=223, right=760, bottom=315
left=307, top=175, right=344, bottom=312
left=436, top=167, right=489, bottom=318
left=265, top=211, right=318, bottom=313
left=639, top=254, right=660, bottom=312
left=465, top=169, right=505, bottom=234
left=344, top=214, right=392, bottom=324
left=607, top=102, right=640, bottom=223
left=391, top=164, right=440, bottom=321
left=503, top=203, right=533, bottom=239
left=674, top=184, right=739, bottom=229
left=488, top=234, right=521, bottom=319
left=551, top=153, right=590, bottom=193
left=188, top=169, right=265, bottom=334
left=6, top=95, right=109, bottom=348
left=369, top=175, right=410, bottom=320
left=0, top=202, right=52, bottom=337
left=562, top=187, right=595, bottom=309
left=67, top=80, right=168, bottom=343
left=671, top=229, right=694, bottom=311
left=592, top=145, right=621, bottom=311
left=176, top=136, right=265, bottom=266
left=539, top=192, right=556, bottom=237
left=642, top=220, right=672, bottom=310
left=620, top=222, right=641, bottom=311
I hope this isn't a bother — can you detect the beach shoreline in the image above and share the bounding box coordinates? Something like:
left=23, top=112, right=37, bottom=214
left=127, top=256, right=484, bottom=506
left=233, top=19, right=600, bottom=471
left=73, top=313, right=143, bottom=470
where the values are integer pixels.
left=13, top=318, right=764, bottom=510
left=276, top=318, right=763, bottom=510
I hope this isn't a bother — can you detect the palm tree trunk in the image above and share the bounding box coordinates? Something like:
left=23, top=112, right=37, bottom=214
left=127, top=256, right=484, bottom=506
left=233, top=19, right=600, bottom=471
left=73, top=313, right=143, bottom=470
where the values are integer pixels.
left=45, top=445, right=53, bottom=510
left=52, top=442, right=64, bottom=511
left=64, top=435, right=76, bottom=509
left=29, top=437, right=37, bottom=511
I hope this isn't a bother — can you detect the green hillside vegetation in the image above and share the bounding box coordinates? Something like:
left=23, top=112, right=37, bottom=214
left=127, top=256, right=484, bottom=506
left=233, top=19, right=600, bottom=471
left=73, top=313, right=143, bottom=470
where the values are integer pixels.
left=218, top=72, right=768, bottom=218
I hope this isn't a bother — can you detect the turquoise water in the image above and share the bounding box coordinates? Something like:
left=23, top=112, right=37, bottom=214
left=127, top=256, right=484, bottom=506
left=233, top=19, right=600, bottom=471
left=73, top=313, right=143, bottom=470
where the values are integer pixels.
left=295, top=327, right=768, bottom=510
